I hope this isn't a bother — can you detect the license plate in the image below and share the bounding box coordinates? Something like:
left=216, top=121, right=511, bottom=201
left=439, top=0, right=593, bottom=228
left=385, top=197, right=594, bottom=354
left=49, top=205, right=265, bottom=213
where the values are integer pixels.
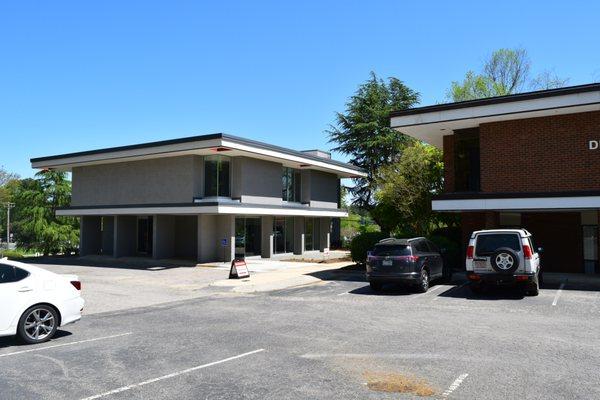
left=382, top=260, right=393, bottom=266
left=474, top=260, right=488, bottom=269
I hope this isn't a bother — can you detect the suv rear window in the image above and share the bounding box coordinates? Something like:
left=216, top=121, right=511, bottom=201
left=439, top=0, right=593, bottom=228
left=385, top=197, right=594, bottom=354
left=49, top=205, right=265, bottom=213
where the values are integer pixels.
left=475, top=234, right=521, bottom=256
left=372, top=245, right=411, bottom=257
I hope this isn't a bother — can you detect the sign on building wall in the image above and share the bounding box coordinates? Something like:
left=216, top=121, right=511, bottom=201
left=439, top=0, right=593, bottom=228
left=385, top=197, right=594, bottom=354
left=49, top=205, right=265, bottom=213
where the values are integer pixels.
left=590, top=140, right=599, bottom=150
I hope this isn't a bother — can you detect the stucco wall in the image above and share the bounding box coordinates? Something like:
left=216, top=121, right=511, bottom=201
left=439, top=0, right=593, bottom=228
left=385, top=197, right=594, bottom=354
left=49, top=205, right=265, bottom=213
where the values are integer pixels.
left=310, top=170, right=338, bottom=208
left=72, top=155, right=202, bottom=206
left=237, top=157, right=282, bottom=205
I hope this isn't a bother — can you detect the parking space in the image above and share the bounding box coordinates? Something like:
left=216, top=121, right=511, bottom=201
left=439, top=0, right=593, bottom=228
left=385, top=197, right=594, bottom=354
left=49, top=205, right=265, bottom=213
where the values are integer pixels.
left=2, top=264, right=600, bottom=399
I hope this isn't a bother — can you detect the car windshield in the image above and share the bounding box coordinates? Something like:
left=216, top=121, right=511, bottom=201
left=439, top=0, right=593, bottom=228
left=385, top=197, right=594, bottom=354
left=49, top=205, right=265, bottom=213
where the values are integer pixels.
left=372, top=244, right=411, bottom=257
left=475, top=234, right=521, bottom=256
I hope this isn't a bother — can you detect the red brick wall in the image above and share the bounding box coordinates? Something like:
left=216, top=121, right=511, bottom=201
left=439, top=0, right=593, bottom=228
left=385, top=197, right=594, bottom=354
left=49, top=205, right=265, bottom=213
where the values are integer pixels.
left=443, top=135, right=455, bottom=192
left=479, top=110, right=600, bottom=193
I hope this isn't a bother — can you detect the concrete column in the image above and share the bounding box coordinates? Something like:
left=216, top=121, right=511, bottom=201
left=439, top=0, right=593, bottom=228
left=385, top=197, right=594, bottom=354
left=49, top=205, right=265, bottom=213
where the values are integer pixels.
left=197, top=214, right=217, bottom=263
left=293, top=216, right=305, bottom=255
left=319, top=217, right=331, bottom=252
left=113, top=216, right=137, bottom=258
left=80, top=216, right=102, bottom=256
left=153, top=215, right=175, bottom=259
left=216, top=215, right=235, bottom=262
left=261, top=216, right=274, bottom=258
left=101, top=216, right=114, bottom=256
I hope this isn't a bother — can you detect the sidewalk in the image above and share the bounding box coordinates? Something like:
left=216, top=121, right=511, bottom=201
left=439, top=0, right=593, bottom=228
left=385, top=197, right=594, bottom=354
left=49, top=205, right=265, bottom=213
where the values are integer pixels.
left=209, top=260, right=359, bottom=293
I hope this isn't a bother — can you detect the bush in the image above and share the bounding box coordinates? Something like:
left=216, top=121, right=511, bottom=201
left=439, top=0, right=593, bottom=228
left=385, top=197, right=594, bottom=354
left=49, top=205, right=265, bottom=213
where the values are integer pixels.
left=350, top=231, right=388, bottom=265
left=1, top=249, right=26, bottom=259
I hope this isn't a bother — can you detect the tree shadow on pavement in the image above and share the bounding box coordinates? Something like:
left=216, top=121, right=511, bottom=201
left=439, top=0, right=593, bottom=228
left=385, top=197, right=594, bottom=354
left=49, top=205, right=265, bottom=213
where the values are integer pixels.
left=17, top=255, right=197, bottom=271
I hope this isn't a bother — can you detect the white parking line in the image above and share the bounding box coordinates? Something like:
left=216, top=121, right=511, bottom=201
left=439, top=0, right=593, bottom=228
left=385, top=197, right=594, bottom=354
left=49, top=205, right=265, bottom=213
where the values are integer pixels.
left=0, top=332, right=133, bottom=358
left=552, top=283, right=565, bottom=306
left=442, top=373, right=469, bottom=397
left=80, top=348, right=265, bottom=400
left=337, top=291, right=349, bottom=296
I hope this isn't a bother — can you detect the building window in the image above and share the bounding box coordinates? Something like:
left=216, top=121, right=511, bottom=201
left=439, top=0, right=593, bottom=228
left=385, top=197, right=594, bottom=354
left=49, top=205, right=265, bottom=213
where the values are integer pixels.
left=282, top=167, right=301, bottom=202
left=204, top=155, right=230, bottom=197
left=454, top=128, right=480, bottom=192
left=274, top=217, right=295, bottom=254
left=304, top=218, right=320, bottom=251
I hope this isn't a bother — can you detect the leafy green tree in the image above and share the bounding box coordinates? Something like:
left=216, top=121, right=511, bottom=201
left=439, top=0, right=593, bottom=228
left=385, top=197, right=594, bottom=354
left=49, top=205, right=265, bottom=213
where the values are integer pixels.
left=14, top=170, right=79, bottom=255
left=375, top=142, right=453, bottom=236
left=448, top=48, right=568, bottom=101
left=328, top=72, right=420, bottom=233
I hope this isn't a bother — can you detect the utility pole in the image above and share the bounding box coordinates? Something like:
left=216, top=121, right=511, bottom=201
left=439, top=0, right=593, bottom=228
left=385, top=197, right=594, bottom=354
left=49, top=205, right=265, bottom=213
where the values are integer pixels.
left=4, top=202, right=14, bottom=247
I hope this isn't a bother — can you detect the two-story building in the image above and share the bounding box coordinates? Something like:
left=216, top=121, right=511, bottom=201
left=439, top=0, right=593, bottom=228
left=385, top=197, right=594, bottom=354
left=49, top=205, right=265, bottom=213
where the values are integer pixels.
left=30, top=133, right=366, bottom=263
left=390, top=83, right=600, bottom=274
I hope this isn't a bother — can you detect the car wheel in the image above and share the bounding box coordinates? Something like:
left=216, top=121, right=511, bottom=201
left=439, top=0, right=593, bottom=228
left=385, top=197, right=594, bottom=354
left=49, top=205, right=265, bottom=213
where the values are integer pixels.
left=416, top=269, right=429, bottom=293
left=17, top=305, right=59, bottom=344
left=369, top=282, right=383, bottom=292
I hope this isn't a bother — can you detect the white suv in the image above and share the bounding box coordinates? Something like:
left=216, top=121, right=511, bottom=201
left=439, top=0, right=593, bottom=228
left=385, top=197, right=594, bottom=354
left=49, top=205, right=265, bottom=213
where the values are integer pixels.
left=465, top=229, right=542, bottom=296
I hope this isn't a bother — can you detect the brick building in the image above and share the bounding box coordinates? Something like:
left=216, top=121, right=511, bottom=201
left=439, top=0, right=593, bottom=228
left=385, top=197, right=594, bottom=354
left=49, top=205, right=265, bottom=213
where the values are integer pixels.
left=390, top=83, right=600, bottom=274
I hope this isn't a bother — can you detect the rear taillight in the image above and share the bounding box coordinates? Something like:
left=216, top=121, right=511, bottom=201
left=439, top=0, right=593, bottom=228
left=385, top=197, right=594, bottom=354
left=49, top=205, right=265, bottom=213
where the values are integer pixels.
left=467, top=273, right=480, bottom=281
left=407, top=255, right=419, bottom=262
left=71, top=281, right=81, bottom=291
left=466, top=246, right=474, bottom=259
left=523, top=245, right=532, bottom=260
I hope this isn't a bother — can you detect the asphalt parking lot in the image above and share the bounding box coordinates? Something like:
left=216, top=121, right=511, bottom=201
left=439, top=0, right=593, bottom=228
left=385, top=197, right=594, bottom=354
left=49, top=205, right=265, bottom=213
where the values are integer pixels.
left=2, top=271, right=600, bottom=399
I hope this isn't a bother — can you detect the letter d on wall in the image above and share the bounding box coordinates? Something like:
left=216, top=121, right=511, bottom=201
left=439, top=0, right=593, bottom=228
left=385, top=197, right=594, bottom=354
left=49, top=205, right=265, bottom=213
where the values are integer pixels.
left=590, top=140, right=599, bottom=150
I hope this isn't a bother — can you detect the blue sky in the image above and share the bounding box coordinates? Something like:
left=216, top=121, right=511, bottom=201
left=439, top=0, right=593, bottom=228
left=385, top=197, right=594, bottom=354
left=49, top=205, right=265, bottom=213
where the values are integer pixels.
left=2, top=1, right=599, bottom=178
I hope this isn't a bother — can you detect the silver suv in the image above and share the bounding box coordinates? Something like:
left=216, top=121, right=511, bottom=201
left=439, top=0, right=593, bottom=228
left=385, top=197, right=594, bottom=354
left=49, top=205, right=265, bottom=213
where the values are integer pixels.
left=465, top=229, right=542, bottom=296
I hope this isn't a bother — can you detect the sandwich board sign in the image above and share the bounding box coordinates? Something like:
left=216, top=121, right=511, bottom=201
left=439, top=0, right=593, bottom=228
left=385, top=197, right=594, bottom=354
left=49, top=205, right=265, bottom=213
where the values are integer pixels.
left=229, top=258, right=250, bottom=279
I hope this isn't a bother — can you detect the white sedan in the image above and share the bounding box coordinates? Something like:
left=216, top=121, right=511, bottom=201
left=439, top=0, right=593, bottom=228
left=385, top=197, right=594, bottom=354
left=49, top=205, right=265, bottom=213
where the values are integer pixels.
left=0, top=258, right=84, bottom=344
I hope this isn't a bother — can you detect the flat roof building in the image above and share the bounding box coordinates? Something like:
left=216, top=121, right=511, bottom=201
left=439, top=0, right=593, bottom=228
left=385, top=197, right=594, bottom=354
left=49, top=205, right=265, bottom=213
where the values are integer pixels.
left=390, top=83, right=600, bottom=274
left=31, top=133, right=366, bottom=263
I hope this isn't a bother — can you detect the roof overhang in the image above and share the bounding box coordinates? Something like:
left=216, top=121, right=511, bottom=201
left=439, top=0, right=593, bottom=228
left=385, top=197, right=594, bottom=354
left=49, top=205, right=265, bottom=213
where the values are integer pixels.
left=30, top=133, right=366, bottom=178
left=432, top=191, right=600, bottom=212
left=55, top=202, right=349, bottom=218
left=390, top=84, right=600, bottom=148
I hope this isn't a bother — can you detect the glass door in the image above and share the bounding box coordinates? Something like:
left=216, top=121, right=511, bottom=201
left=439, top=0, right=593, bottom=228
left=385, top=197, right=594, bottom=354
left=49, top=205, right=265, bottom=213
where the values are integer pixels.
left=273, top=217, right=295, bottom=254
left=235, top=217, right=262, bottom=257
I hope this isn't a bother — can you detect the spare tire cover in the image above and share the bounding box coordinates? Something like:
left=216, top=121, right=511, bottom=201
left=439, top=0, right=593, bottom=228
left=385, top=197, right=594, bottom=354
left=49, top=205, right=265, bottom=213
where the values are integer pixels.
left=490, top=247, right=520, bottom=274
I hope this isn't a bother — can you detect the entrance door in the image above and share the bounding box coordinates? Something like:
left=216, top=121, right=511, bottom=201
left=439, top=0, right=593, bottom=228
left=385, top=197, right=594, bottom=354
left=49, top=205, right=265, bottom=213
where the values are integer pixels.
left=235, top=217, right=262, bottom=258
left=137, top=217, right=153, bottom=255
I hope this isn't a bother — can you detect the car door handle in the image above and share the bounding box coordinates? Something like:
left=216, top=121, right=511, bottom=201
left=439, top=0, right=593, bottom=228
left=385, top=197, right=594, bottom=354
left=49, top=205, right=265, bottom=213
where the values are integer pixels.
left=18, top=286, right=33, bottom=292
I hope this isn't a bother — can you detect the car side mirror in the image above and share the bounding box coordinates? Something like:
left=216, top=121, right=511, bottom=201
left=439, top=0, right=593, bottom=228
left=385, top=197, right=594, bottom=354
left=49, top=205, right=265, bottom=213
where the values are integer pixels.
left=537, top=247, right=544, bottom=254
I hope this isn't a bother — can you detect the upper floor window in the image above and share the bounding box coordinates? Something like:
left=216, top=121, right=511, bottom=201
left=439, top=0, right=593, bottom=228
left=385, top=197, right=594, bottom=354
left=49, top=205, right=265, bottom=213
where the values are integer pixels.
left=282, top=167, right=301, bottom=202
left=205, top=155, right=230, bottom=197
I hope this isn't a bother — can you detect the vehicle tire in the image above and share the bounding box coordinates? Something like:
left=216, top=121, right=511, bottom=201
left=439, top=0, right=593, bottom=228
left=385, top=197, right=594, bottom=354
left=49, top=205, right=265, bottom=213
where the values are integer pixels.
left=490, top=248, right=520, bottom=274
left=369, top=282, right=383, bottom=292
left=526, top=276, right=540, bottom=296
left=469, top=283, right=483, bottom=295
left=17, top=305, right=59, bottom=344
left=416, top=269, right=429, bottom=293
